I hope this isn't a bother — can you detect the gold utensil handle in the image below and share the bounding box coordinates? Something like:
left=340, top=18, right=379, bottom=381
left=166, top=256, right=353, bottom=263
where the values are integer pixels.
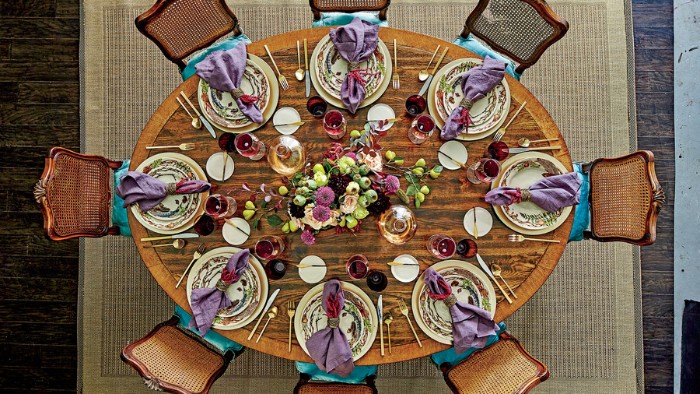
left=146, top=145, right=178, bottom=150
left=175, top=255, right=199, bottom=288
left=288, top=317, right=293, bottom=352
left=431, top=47, right=449, bottom=75
left=426, top=45, right=440, bottom=69
left=524, top=237, right=561, bottom=243
left=387, top=261, right=419, bottom=266
left=387, top=324, right=391, bottom=353
left=297, top=40, right=301, bottom=68
left=141, top=235, right=174, bottom=241
left=473, top=209, right=478, bottom=239
left=528, top=145, right=561, bottom=151
left=248, top=312, right=266, bottom=340
left=303, top=39, right=309, bottom=69
left=256, top=316, right=272, bottom=343
left=176, top=97, right=195, bottom=118
left=264, top=45, right=281, bottom=74
left=492, top=278, right=513, bottom=304
left=499, top=276, right=518, bottom=299
left=530, top=138, right=559, bottom=143
left=274, top=121, right=305, bottom=127
left=502, top=101, right=527, bottom=131
left=406, top=317, right=422, bottom=348
left=380, top=318, right=385, bottom=356
left=393, top=39, right=397, bottom=69
left=179, top=91, right=202, bottom=118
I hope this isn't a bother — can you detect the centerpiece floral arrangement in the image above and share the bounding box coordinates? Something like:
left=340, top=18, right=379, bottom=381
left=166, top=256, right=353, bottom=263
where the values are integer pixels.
left=236, top=123, right=444, bottom=245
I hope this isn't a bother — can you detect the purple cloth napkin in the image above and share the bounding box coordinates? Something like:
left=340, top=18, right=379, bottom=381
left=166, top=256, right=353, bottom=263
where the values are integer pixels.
left=441, top=57, right=506, bottom=140
left=188, top=249, right=250, bottom=336
left=116, top=171, right=210, bottom=212
left=195, top=41, right=263, bottom=123
left=329, top=17, right=380, bottom=114
left=485, top=171, right=582, bottom=212
left=424, top=268, right=498, bottom=353
left=305, top=279, right=354, bottom=376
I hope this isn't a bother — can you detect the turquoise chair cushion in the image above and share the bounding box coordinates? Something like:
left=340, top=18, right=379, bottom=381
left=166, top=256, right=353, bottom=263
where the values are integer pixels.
left=453, top=35, right=521, bottom=80
left=112, top=160, right=131, bottom=237
left=311, top=12, right=388, bottom=27
left=430, top=322, right=506, bottom=368
left=569, top=163, right=591, bottom=242
left=174, top=305, right=245, bottom=355
left=295, top=361, right=377, bottom=384
left=181, top=34, right=252, bottom=80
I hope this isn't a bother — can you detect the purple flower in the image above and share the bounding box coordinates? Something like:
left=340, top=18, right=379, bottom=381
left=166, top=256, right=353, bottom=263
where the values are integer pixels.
left=314, top=186, right=335, bottom=207
left=312, top=204, right=331, bottom=222
left=385, top=175, right=400, bottom=193
left=301, top=229, right=316, bottom=245
left=343, top=151, right=357, bottom=161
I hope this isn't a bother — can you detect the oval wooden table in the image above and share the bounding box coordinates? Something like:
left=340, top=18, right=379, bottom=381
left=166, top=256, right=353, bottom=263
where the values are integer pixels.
left=128, top=27, right=573, bottom=365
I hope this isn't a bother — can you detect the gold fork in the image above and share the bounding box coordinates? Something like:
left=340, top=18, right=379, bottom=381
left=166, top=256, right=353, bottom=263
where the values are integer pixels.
left=398, top=298, right=422, bottom=348
left=492, top=101, right=527, bottom=142
left=287, top=300, right=296, bottom=352
left=146, top=143, right=195, bottom=151
left=264, top=45, right=289, bottom=90
left=175, top=243, right=206, bottom=288
left=392, top=39, right=400, bottom=89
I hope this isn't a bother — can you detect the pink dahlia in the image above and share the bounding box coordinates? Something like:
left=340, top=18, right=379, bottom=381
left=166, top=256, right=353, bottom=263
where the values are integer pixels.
left=385, top=175, right=400, bottom=193
left=314, top=186, right=335, bottom=207
left=312, top=204, right=331, bottom=222
left=301, top=229, right=316, bottom=245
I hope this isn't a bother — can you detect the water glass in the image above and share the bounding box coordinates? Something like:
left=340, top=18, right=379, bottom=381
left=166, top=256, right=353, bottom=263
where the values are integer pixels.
left=407, top=114, right=436, bottom=144
left=366, top=270, right=388, bottom=292
left=205, top=194, right=237, bottom=219
left=234, top=132, right=266, bottom=160
left=254, top=235, right=285, bottom=261
left=456, top=239, right=478, bottom=258
left=346, top=254, right=369, bottom=280
left=485, top=141, right=509, bottom=161
left=466, top=158, right=501, bottom=184
left=218, top=133, right=236, bottom=152
left=405, top=94, right=426, bottom=116
left=306, top=96, right=328, bottom=118
left=192, top=214, right=217, bottom=236
left=323, top=110, right=346, bottom=140
left=427, top=234, right=456, bottom=259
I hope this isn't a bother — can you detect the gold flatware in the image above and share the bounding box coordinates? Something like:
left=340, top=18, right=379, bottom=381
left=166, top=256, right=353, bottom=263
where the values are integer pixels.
left=438, top=150, right=467, bottom=169
left=287, top=301, right=296, bottom=352
left=398, top=298, right=422, bottom=348
left=273, top=121, right=305, bottom=127
left=491, top=263, right=517, bottom=299
left=507, top=234, right=560, bottom=243
left=368, top=117, right=398, bottom=124
left=264, top=45, right=289, bottom=90
left=140, top=234, right=199, bottom=242
left=392, top=39, right=400, bottom=89
left=384, top=314, right=393, bottom=353
left=176, top=97, right=202, bottom=129
left=418, top=45, right=440, bottom=81
left=220, top=151, right=228, bottom=181
left=387, top=261, right=419, bottom=266
left=295, top=40, right=304, bottom=81
left=179, top=91, right=216, bottom=138
left=517, top=137, right=559, bottom=148
left=256, top=305, right=278, bottom=343
left=175, top=243, right=205, bottom=288
left=225, top=219, right=250, bottom=237
left=492, top=101, right=527, bottom=142
left=417, top=47, right=448, bottom=96
left=296, top=263, right=326, bottom=268
left=143, top=239, right=186, bottom=250
left=304, top=39, right=311, bottom=97
left=507, top=145, right=562, bottom=154
left=473, top=208, right=478, bottom=240
left=146, top=143, right=195, bottom=151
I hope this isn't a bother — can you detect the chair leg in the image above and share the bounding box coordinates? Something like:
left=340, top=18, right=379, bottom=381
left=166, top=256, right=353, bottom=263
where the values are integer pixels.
left=460, top=24, right=470, bottom=39
left=107, top=226, right=121, bottom=236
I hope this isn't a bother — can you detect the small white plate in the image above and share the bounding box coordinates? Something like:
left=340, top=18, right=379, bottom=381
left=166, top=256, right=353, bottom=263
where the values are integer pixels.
left=273, top=107, right=302, bottom=135
left=464, top=207, right=493, bottom=237
left=298, top=255, right=326, bottom=284
left=222, top=218, right=250, bottom=245
left=206, top=152, right=234, bottom=181
left=437, top=141, right=468, bottom=170
left=390, top=254, right=420, bottom=283
left=367, top=103, right=395, bottom=131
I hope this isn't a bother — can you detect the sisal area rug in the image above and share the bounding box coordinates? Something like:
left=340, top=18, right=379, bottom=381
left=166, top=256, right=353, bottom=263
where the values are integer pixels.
left=80, top=0, right=641, bottom=392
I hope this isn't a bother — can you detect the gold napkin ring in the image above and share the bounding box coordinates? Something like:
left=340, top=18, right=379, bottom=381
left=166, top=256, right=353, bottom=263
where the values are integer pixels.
left=521, top=189, right=531, bottom=202
left=459, top=97, right=474, bottom=109
left=231, top=88, right=245, bottom=100
left=348, top=61, right=361, bottom=71
left=166, top=183, right=178, bottom=194
left=443, top=294, right=458, bottom=309
left=215, top=279, right=229, bottom=292
left=328, top=317, right=340, bottom=328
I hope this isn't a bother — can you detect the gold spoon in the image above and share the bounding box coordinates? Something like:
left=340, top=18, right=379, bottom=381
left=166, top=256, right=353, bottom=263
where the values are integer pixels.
left=418, top=45, right=440, bottom=81
left=256, top=305, right=278, bottom=343
left=490, top=263, right=517, bottom=299
left=143, top=239, right=187, bottom=249
left=176, top=97, right=202, bottom=129
left=384, top=314, right=393, bottom=353
left=518, top=137, right=559, bottom=148
left=295, top=40, right=304, bottom=81
left=146, top=143, right=195, bottom=151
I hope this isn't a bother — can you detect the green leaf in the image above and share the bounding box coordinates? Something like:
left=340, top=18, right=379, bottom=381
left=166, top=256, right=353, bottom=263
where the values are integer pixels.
left=406, top=185, right=418, bottom=196
left=266, top=215, right=283, bottom=227
left=261, top=200, right=268, bottom=209
left=252, top=217, right=261, bottom=230
left=431, top=165, right=444, bottom=173
left=404, top=172, right=419, bottom=184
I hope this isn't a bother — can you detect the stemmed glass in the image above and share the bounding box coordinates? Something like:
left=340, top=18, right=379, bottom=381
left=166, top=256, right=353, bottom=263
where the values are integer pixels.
left=234, top=133, right=266, bottom=160
left=205, top=194, right=237, bottom=220
left=254, top=235, right=285, bottom=261
left=323, top=110, right=346, bottom=140
left=466, top=158, right=501, bottom=184
left=407, top=114, right=436, bottom=144
left=427, top=234, right=456, bottom=259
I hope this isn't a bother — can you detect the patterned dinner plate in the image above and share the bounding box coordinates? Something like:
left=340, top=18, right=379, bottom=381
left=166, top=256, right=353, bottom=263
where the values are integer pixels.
left=490, top=152, right=573, bottom=235
left=295, top=281, right=378, bottom=361
left=186, top=247, right=268, bottom=330
left=131, top=153, right=208, bottom=235
left=411, top=260, right=496, bottom=345
left=428, top=58, right=510, bottom=141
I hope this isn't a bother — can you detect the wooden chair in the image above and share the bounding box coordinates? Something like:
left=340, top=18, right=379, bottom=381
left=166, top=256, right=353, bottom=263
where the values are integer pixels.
left=310, top=0, right=391, bottom=23
left=294, top=373, right=378, bottom=394
left=581, top=150, right=664, bottom=245
left=460, top=0, right=569, bottom=74
left=135, top=0, right=244, bottom=71
left=121, top=316, right=234, bottom=394
left=440, top=332, right=549, bottom=394
left=34, top=147, right=123, bottom=241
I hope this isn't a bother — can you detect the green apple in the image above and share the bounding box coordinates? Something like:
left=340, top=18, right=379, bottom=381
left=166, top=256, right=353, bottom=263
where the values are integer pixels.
left=358, top=195, right=370, bottom=208
left=359, top=176, right=372, bottom=189
left=245, top=201, right=256, bottom=210
left=346, top=181, right=360, bottom=195
left=358, top=164, right=370, bottom=175
left=293, top=195, right=307, bottom=206
left=314, top=172, right=328, bottom=186
left=352, top=205, right=369, bottom=220
left=364, top=189, right=378, bottom=204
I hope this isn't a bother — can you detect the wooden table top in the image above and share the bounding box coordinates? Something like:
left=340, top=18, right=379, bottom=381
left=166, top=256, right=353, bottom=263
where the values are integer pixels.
left=128, top=27, right=573, bottom=365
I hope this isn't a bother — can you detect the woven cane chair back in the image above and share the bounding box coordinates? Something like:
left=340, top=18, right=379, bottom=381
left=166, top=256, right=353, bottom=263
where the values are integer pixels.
left=294, top=374, right=378, bottom=394
left=584, top=150, right=664, bottom=245
left=309, top=0, right=391, bottom=21
left=135, top=0, right=242, bottom=69
left=460, top=0, right=568, bottom=73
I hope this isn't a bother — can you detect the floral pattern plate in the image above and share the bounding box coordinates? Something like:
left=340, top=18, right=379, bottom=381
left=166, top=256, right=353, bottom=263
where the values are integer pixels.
left=186, top=247, right=268, bottom=330
left=295, top=281, right=378, bottom=361
left=490, top=152, right=573, bottom=235
left=428, top=58, right=510, bottom=141
left=131, top=153, right=208, bottom=235
left=411, top=260, right=496, bottom=345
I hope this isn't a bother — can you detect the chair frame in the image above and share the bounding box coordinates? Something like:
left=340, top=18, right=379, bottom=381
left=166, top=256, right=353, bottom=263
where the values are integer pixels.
left=440, top=332, right=549, bottom=394
left=460, top=0, right=569, bottom=73
left=135, top=0, right=243, bottom=70
left=581, top=150, right=664, bottom=246
left=293, top=373, right=378, bottom=394
left=121, top=316, right=235, bottom=394
left=309, top=0, right=391, bottom=22
left=35, top=147, right=123, bottom=241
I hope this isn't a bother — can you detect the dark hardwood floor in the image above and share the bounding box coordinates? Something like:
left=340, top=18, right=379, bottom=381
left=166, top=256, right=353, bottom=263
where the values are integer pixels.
left=0, top=0, right=674, bottom=392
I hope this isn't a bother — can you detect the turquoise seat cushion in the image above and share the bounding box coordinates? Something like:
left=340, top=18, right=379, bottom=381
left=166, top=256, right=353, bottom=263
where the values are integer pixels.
left=569, top=163, right=591, bottom=242
left=112, top=160, right=131, bottom=237
left=295, top=361, right=377, bottom=384
left=453, top=35, right=521, bottom=80
left=311, top=12, right=388, bottom=27
left=181, top=34, right=252, bottom=80
left=174, top=305, right=245, bottom=354
left=430, top=322, right=506, bottom=368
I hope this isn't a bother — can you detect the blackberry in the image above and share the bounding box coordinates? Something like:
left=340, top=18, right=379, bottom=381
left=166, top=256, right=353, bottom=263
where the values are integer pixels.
left=328, top=175, right=350, bottom=198
left=288, top=202, right=306, bottom=219
left=367, top=191, right=391, bottom=215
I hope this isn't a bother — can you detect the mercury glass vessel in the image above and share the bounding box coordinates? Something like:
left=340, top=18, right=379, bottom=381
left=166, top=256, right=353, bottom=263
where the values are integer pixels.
left=267, top=135, right=306, bottom=176
left=377, top=204, right=417, bottom=244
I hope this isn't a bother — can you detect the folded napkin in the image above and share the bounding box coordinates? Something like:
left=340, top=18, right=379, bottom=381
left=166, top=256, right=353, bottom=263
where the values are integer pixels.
left=424, top=268, right=499, bottom=353
left=195, top=41, right=263, bottom=123
left=441, top=57, right=506, bottom=141
left=116, top=171, right=210, bottom=212
left=305, top=279, right=354, bottom=376
left=329, top=17, right=380, bottom=114
left=188, top=249, right=250, bottom=336
left=485, top=171, right=582, bottom=212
